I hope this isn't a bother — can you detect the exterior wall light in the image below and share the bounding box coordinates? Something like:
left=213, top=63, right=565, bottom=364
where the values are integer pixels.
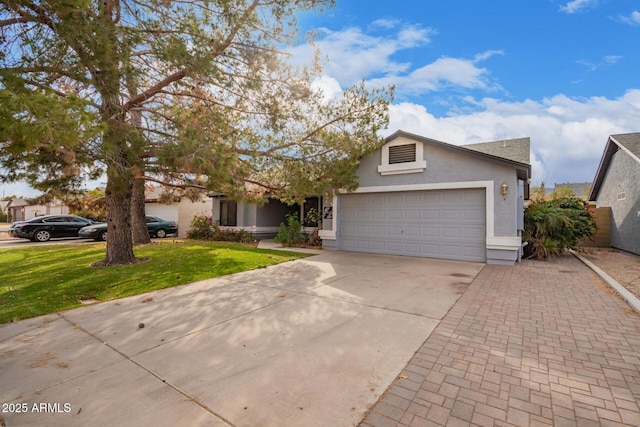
left=324, top=191, right=331, bottom=205
left=501, top=181, right=509, bottom=200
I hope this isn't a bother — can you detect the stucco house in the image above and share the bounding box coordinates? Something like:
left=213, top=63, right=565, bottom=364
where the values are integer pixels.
left=319, top=130, right=531, bottom=265
left=588, top=132, right=640, bottom=255
left=6, top=197, right=69, bottom=222
left=209, top=194, right=321, bottom=239
left=144, top=186, right=212, bottom=238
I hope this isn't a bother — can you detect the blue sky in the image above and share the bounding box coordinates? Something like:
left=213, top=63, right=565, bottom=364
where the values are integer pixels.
left=3, top=0, right=639, bottom=198
left=292, top=0, right=640, bottom=188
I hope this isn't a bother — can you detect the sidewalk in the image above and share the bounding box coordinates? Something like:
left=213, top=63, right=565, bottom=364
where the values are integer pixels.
left=361, top=254, right=640, bottom=426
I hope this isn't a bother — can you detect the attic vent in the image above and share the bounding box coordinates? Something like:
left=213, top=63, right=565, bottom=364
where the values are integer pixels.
left=388, top=144, right=417, bottom=164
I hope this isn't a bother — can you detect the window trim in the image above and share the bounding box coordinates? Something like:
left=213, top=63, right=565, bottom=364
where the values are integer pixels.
left=220, top=200, right=237, bottom=226
left=377, top=140, right=427, bottom=175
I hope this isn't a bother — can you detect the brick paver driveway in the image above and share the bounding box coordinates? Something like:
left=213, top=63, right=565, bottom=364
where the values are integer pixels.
left=362, top=254, right=640, bottom=426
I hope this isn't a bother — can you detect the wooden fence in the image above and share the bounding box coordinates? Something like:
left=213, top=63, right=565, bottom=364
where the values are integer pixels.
left=579, top=207, right=611, bottom=248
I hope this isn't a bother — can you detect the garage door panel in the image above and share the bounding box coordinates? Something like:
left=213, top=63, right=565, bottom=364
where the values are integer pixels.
left=422, top=226, right=441, bottom=237
left=442, top=192, right=463, bottom=204
left=464, top=208, right=484, bottom=221
left=387, top=209, right=403, bottom=220
left=442, top=227, right=461, bottom=238
left=340, top=189, right=486, bottom=262
left=387, top=194, right=403, bottom=204
left=464, top=190, right=485, bottom=203
left=442, top=245, right=463, bottom=256
left=387, top=241, right=403, bottom=252
left=420, top=244, right=441, bottom=257
left=403, top=225, right=421, bottom=236
left=370, top=227, right=386, bottom=236
left=369, top=240, right=386, bottom=250
left=464, top=246, right=486, bottom=259
left=403, top=242, right=421, bottom=253
left=356, top=211, right=370, bottom=220
left=442, top=209, right=462, bottom=220
left=371, top=210, right=386, bottom=219
left=464, top=227, right=485, bottom=239
left=387, top=225, right=404, bottom=236
left=404, top=209, right=421, bottom=220
left=422, top=209, right=441, bottom=220
left=405, top=193, right=422, bottom=204
left=422, top=192, right=441, bottom=204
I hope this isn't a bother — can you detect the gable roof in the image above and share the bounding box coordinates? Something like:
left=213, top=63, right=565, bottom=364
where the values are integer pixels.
left=462, top=138, right=531, bottom=165
left=588, top=132, right=640, bottom=201
left=6, top=198, right=27, bottom=208
left=386, top=130, right=531, bottom=180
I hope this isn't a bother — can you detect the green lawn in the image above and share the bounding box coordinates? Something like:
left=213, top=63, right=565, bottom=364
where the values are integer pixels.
left=0, top=240, right=310, bottom=324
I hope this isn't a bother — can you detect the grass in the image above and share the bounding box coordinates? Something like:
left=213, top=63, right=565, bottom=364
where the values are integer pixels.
left=0, top=240, right=310, bottom=324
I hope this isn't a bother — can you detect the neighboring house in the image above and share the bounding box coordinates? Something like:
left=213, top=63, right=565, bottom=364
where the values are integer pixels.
left=6, top=198, right=27, bottom=222
left=209, top=194, right=321, bottom=239
left=553, top=182, right=591, bottom=199
left=144, top=186, right=212, bottom=238
left=588, top=132, right=640, bottom=256
left=319, top=130, right=531, bottom=265
left=0, top=199, right=9, bottom=217
left=6, top=197, right=69, bottom=222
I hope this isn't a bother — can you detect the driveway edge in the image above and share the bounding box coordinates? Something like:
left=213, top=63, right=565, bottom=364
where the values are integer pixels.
left=570, top=249, right=640, bottom=314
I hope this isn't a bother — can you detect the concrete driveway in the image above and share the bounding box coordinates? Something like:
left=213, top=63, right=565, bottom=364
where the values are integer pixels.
left=0, top=252, right=484, bottom=427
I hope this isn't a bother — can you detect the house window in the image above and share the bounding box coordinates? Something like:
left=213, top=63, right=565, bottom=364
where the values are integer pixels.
left=220, top=200, right=237, bottom=226
left=378, top=140, right=427, bottom=175
left=388, top=144, right=416, bottom=164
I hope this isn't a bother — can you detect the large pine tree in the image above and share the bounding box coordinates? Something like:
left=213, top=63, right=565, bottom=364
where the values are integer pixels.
left=0, top=0, right=392, bottom=265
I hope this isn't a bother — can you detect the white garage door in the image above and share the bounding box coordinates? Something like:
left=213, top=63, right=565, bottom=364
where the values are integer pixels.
left=339, top=189, right=486, bottom=262
left=145, top=204, right=178, bottom=223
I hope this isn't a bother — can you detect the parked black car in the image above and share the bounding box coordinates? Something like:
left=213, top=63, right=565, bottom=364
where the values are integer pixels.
left=78, top=215, right=178, bottom=241
left=8, top=215, right=94, bottom=242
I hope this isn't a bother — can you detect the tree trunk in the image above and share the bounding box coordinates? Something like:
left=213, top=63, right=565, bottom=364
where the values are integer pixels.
left=104, top=174, right=136, bottom=265
left=131, top=177, right=151, bottom=245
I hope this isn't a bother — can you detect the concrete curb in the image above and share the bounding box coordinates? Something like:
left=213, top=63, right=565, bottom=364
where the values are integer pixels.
left=570, top=249, right=640, bottom=314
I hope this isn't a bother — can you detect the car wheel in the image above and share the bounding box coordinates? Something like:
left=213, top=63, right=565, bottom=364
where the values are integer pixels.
left=34, top=229, right=51, bottom=242
left=98, top=231, right=107, bottom=241
left=155, top=229, right=167, bottom=238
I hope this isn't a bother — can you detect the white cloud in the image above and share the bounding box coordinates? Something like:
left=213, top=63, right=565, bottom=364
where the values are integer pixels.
left=292, top=23, right=501, bottom=98
left=289, top=24, right=434, bottom=86
left=366, top=55, right=502, bottom=95
left=384, top=90, right=640, bottom=186
left=560, top=0, right=598, bottom=14
left=311, top=75, right=343, bottom=101
left=619, top=11, right=640, bottom=25
left=576, top=55, right=622, bottom=71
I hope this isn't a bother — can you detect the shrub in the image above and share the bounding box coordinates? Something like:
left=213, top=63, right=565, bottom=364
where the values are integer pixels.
left=187, top=214, right=253, bottom=243
left=187, top=214, right=214, bottom=239
left=212, top=227, right=253, bottom=243
left=274, top=213, right=306, bottom=247
left=523, top=197, right=596, bottom=260
left=304, top=208, right=322, bottom=247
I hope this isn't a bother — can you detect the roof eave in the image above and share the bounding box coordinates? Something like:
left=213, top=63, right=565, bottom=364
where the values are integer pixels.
left=387, top=130, right=531, bottom=180
left=588, top=137, right=618, bottom=201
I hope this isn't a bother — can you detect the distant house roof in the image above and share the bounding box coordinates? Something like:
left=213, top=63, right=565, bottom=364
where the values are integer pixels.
left=553, top=182, right=591, bottom=198
left=6, top=198, right=27, bottom=208
left=462, top=138, right=531, bottom=165
left=589, top=132, right=640, bottom=201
